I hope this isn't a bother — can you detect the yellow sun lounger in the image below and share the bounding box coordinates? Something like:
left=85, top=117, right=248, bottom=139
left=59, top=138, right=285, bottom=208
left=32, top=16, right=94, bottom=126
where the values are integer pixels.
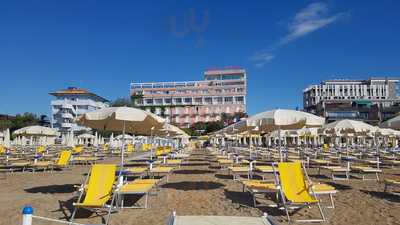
left=309, top=183, right=338, bottom=208
left=254, top=165, right=275, bottom=180
left=125, top=167, right=148, bottom=178
left=319, top=166, right=350, bottom=180
left=70, top=164, right=117, bottom=225
left=117, top=178, right=161, bottom=208
left=384, top=178, right=400, bottom=193
left=242, top=179, right=278, bottom=207
left=228, top=166, right=250, bottom=180
left=148, top=166, right=174, bottom=182
left=351, top=166, right=382, bottom=181
left=275, top=162, right=326, bottom=223
left=54, top=150, right=72, bottom=168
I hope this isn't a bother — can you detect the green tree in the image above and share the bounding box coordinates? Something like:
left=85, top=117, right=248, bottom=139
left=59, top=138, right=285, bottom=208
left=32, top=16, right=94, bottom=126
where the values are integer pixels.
left=0, top=120, right=12, bottom=131
left=110, top=97, right=135, bottom=107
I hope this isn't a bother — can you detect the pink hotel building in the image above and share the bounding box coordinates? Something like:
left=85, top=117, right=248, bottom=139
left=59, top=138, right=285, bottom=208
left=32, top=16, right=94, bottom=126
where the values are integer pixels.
left=130, top=67, right=247, bottom=128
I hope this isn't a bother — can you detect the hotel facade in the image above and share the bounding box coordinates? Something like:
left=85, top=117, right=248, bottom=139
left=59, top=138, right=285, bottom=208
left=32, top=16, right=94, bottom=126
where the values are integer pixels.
left=50, top=87, right=109, bottom=134
left=303, top=77, right=400, bottom=124
left=130, top=68, right=247, bottom=128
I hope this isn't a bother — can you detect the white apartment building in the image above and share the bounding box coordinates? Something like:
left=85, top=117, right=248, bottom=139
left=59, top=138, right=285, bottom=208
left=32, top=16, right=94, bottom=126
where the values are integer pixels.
left=50, top=87, right=109, bottom=134
left=304, top=77, right=400, bottom=113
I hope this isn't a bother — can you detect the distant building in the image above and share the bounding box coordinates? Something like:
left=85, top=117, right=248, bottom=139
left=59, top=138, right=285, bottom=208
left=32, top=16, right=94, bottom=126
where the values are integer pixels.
left=50, top=87, right=109, bottom=134
left=130, top=67, right=247, bottom=128
left=303, top=77, right=400, bottom=124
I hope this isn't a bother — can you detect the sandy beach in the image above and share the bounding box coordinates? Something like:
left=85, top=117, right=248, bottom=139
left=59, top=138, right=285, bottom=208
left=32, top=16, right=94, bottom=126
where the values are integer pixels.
left=1, top=149, right=399, bottom=225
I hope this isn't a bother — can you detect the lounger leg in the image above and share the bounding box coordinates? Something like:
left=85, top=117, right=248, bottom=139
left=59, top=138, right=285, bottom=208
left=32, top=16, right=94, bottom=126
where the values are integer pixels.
left=317, top=202, right=327, bottom=222
left=145, top=193, right=148, bottom=209
left=329, top=194, right=335, bottom=209
left=69, top=207, right=78, bottom=224
left=105, top=194, right=117, bottom=225
left=375, top=172, right=379, bottom=181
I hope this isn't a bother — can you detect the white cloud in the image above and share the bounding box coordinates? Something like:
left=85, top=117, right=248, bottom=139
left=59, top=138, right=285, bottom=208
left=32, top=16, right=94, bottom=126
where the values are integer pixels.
left=249, top=2, right=347, bottom=68
left=250, top=52, right=275, bottom=68
left=280, top=2, right=345, bottom=45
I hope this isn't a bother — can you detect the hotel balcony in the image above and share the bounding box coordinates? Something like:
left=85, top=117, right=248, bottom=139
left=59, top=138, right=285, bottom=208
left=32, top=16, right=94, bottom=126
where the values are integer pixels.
left=61, top=122, right=73, bottom=128
left=61, top=113, right=74, bottom=119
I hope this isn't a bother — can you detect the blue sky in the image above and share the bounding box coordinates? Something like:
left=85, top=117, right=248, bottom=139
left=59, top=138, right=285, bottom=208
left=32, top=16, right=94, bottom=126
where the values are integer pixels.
left=1, top=0, right=400, bottom=116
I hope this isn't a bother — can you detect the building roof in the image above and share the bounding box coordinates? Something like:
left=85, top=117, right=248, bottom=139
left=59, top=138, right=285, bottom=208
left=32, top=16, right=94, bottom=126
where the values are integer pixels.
left=49, top=87, right=109, bottom=102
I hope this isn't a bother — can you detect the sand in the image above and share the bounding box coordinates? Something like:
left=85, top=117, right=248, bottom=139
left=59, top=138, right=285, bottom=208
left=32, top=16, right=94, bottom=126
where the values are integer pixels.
left=1, top=149, right=400, bottom=225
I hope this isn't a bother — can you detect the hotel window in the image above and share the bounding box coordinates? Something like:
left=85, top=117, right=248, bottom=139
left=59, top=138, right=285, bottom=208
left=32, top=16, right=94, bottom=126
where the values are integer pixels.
left=195, top=98, right=202, bottom=104
left=215, top=97, right=223, bottom=104
left=215, top=89, right=222, bottom=93
left=204, top=97, right=212, bottom=104
left=184, top=98, right=192, bottom=103
left=136, top=99, right=144, bottom=105
left=145, top=99, right=153, bottom=104
left=155, top=99, right=163, bottom=105
left=235, top=96, right=244, bottom=103
left=224, top=97, right=233, bottom=103
left=202, top=89, right=209, bottom=94
left=165, top=98, right=172, bottom=104
left=174, top=98, right=182, bottom=104
left=236, top=88, right=244, bottom=92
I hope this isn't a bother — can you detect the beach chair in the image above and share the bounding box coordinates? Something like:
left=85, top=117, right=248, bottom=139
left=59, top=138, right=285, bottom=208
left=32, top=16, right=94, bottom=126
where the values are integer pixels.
left=254, top=165, right=275, bottom=180
left=319, top=166, right=350, bottom=180
left=167, top=212, right=276, bottom=225
left=384, top=178, right=400, bottom=193
left=274, top=162, right=326, bottom=223
left=148, top=166, right=174, bottom=182
left=124, top=167, right=148, bottom=179
left=228, top=166, right=250, bottom=180
left=116, top=178, right=160, bottom=208
left=53, top=150, right=72, bottom=169
left=70, top=164, right=117, bottom=225
left=241, top=179, right=278, bottom=207
left=351, top=165, right=382, bottom=181
left=73, top=146, right=83, bottom=154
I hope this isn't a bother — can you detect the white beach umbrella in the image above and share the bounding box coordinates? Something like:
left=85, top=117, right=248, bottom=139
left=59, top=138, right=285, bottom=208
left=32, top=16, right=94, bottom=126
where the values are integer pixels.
left=381, top=115, right=400, bottom=129
left=237, top=109, right=325, bottom=133
left=322, top=119, right=377, bottom=135
left=77, top=107, right=165, bottom=182
left=21, top=136, right=26, bottom=146
left=4, top=129, right=10, bottom=148
left=93, top=132, right=98, bottom=147
left=67, top=130, right=75, bottom=147
left=77, top=107, right=165, bottom=135
left=14, top=125, right=57, bottom=136
left=109, top=133, right=115, bottom=147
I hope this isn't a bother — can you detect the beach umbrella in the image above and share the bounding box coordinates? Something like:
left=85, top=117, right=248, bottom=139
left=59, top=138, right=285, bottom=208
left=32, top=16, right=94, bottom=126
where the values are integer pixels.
left=67, top=130, right=75, bottom=147
left=93, top=132, right=98, bottom=147
left=3, top=129, right=10, bottom=148
left=14, top=125, right=57, bottom=136
left=231, top=109, right=324, bottom=161
left=236, top=109, right=325, bottom=133
left=76, top=106, right=165, bottom=184
left=322, top=119, right=377, bottom=135
left=381, top=115, right=400, bottom=129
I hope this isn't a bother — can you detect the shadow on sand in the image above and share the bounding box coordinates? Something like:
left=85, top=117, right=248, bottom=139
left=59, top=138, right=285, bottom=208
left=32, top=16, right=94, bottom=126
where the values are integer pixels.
left=161, top=181, right=224, bottom=191
left=174, top=169, right=215, bottom=175
left=360, top=189, right=400, bottom=203
left=24, top=184, right=78, bottom=194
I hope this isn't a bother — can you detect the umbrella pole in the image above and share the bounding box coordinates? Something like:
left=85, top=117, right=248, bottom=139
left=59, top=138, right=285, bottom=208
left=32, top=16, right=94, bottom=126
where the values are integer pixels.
left=118, top=121, right=126, bottom=186
left=278, top=127, right=283, bottom=162
left=375, top=131, right=380, bottom=169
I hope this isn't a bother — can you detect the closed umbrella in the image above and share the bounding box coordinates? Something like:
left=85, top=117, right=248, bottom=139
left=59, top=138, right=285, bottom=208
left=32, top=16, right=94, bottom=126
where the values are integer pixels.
left=4, top=129, right=10, bottom=148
